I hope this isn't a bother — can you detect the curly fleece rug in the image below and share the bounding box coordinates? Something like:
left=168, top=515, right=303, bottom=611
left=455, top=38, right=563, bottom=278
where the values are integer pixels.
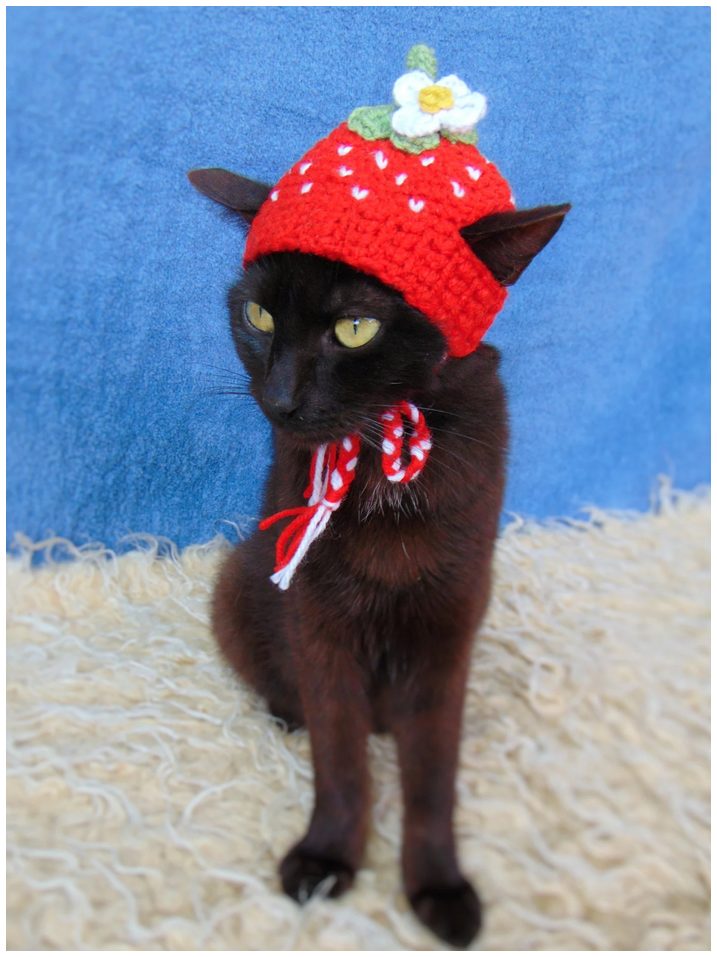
left=7, top=487, right=710, bottom=950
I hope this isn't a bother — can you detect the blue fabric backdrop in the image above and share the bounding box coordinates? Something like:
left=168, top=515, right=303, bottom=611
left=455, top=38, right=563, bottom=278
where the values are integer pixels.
left=7, top=7, right=710, bottom=550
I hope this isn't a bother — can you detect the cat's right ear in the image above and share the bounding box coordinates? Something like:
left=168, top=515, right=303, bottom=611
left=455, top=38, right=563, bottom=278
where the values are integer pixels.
left=187, top=168, right=272, bottom=225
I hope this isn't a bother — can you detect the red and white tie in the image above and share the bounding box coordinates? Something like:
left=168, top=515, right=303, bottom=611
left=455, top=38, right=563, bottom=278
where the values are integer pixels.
left=259, top=401, right=432, bottom=589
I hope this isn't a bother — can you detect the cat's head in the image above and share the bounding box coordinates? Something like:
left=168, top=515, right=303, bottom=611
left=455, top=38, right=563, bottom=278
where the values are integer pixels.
left=226, top=250, right=447, bottom=443
left=189, top=166, right=569, bottom=444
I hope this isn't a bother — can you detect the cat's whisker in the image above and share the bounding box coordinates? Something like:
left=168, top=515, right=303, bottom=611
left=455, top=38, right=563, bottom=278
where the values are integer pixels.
left=204, top=388, right=256, bottom=399
left=363, top=404, right=501, bottom=455
left=199, top=363, right=251, bottom=380
left=195, top=366, right=254, bottom=393
left=364, top=420, right=470, bottom=471
left=201, top=361, right=249, bottom=374
left=203, top=380, right=254, bottom=392
left=421, top=424, right=498, bottom=453
left=357, top=418, right=470, bottom=485
left=200, top=376, right=252, bottom=390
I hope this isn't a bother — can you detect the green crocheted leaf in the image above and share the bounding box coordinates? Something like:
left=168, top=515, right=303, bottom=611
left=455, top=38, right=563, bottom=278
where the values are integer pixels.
left=406, top=44, right=437, bottom=80
left=442, top=128, right=478, bottom=146
left=347, top=105, right=395, bottom=141
left=389, top=130, right=441, bottom=155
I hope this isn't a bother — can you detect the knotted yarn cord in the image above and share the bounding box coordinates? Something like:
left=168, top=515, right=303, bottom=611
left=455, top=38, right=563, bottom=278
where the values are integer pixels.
left=259, top=402, right=431, bottom=590
left=379, top=400, right=432, bottom=482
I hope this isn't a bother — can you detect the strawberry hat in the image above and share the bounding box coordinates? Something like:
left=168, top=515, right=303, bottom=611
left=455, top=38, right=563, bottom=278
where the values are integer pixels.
left=244, top=45, right=514, bottom=358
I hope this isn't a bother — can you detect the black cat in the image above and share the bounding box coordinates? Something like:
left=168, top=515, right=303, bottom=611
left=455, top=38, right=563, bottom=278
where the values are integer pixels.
left=189, top=164, right=568, bottom=947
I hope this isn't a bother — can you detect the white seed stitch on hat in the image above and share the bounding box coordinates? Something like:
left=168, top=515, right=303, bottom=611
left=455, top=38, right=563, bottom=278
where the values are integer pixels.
left=382, top=439, right=396, bottom=455
left=270, top=190, right=279, bottom=201
left=300, top=182, right=313, bottom=194
left=346, top=456, right=358, bottom=471
left=466, top=165, right=482, bottom=181
left=420, top=156, right=435, bottom=167
left=395, top=173, right=408, bottom=186
left=330, top=469, right=343, bottom=492
left=351, top=186, right=369, bottom=201
left=408, top=198, right=425, bottom=213
left=374, top=150, right=388, bottom=170
left=451, top=181, right=466, bottom=198
left=337, top=144, right=353, bottom=155
left=299, top=162, right=312, bottom=175
left=338, top=166, right=353, bottom=177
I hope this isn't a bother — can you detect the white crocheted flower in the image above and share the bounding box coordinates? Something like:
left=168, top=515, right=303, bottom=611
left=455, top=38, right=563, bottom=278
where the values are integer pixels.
left=391, top=70, right=487, bottom=138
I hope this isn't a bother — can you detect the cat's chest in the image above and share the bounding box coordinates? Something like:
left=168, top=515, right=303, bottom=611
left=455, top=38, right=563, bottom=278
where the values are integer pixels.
left=321, top=474, right=455, bottom=587
left=337, top=518, right=445, bottom=587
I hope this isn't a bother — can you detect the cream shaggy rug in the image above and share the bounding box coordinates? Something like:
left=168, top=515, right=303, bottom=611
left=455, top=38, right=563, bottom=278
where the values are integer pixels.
left=7, top=485, right=710, bottom=950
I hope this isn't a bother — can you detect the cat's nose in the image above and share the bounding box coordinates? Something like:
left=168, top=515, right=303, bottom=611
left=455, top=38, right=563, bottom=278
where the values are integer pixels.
left=264, top=350, right=303, bottom=420
left=264, top=391, right=300, bottom=418
left=263, top=377, right=301, bottom=418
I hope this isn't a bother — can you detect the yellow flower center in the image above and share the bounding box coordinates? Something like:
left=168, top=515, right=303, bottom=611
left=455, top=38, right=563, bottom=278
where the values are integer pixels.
left=418, top=84, right=455, bottom=114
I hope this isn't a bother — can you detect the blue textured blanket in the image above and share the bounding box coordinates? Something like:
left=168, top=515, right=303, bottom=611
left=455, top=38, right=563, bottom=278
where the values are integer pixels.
left=7, top=7, right=709, bottom=549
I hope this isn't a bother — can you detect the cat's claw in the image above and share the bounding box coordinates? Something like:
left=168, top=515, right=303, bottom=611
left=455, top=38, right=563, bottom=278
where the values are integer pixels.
left=280, top=847, right=355, bottom=903
left=409, top=878, right=482, bottom=949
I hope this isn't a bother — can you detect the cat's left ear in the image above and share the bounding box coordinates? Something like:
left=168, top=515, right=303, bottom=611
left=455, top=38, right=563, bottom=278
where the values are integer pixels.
left=460, top=204, right=571, bottom=286
left=187, top=168, right=273, bottom=225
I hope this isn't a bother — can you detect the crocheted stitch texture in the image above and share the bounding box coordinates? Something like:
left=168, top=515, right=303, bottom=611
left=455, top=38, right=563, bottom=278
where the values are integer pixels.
left=244, top=125, right=514, bottom=357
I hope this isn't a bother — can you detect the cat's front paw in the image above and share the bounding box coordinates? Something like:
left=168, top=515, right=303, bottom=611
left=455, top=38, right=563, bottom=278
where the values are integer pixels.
left=280, top=845, right=355, bottom=903
left=410, top=878, right=482, bottom=949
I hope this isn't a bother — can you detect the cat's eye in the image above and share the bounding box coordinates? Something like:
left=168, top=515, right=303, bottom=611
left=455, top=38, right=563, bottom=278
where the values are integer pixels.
left=334, top=316, right=381, bottom=349
left=244, top=301, right=274, bottom=334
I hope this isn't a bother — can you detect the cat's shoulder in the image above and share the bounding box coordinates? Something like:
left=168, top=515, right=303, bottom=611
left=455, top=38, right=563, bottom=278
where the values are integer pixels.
left=450, top=343, right=502, bottom=381
left=461, top=345, right=506, bottom=417
left=476, top=343, right=501, bottom=369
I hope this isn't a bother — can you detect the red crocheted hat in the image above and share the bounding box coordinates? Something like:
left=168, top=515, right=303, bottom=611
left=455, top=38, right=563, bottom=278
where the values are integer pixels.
left=244, top=45, right=514, bottom=358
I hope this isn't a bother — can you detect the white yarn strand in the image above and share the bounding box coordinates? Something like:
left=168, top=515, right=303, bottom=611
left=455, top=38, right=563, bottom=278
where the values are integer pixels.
left=307, top=444, right=328, bottom=507
left=269, top=504, right=335, bottom=591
